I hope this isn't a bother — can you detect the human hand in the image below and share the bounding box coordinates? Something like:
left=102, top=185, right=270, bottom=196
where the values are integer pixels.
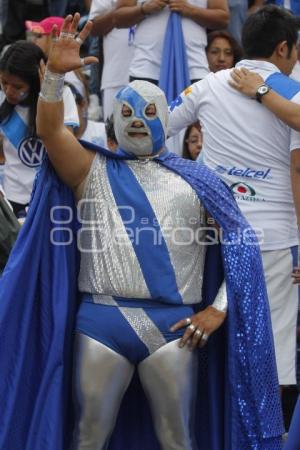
left=292, top=266, right=300, bottom=284
left=229, top=67, right=265, bottom=98
left=168, top=0, right=191, bottom=15
left=47, top=13, right=98, bottom=74
left=142, top=0, right=169, bottom=14
left=170, top=306, right=226, bottom=350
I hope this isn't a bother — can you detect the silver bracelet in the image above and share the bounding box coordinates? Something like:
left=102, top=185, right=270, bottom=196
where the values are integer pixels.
left=212, top=281, right=228, bottom=313
left=39, top=68, right=65, bottom=103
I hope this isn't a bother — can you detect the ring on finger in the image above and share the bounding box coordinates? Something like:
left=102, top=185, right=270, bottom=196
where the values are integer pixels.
left=60, top=31, right=75, bottom=39
left=201, top=333, right=209, bottom=341
left=194, top=329, right=202, bottom=337
left=188, top=324, right=196, bottom=332
left=185, top=317, right=191, bottom=326
left=76, top=36, right=84, bottom=45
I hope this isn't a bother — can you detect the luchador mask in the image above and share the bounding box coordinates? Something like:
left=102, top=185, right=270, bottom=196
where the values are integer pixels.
left=113, top=80, right=168, bottom=157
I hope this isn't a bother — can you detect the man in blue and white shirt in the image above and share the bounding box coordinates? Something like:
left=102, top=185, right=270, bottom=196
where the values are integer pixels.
left=169, top=4, right=300, bottom=387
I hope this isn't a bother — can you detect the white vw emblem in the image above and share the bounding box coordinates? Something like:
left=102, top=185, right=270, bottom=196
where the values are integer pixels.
left=18, top=137, right=45, bottom=168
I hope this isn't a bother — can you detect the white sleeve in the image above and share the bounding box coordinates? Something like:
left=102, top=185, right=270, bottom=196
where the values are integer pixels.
left=89, top=0, right=113, bottom=19
left=168, top=80, right=206, bottom=137
left=62, top=86, right=79, bottom=129
left=212, top=281, right=227, bottom=313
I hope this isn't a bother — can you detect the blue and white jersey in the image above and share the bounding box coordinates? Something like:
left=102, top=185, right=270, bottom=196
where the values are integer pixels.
left=130, top=0, right=209, bottom=81
left=168, top=60, right=300, bottom=251
left=0, top=86, right=79, bottom=204
left=78, top=153, right=206, bottom=305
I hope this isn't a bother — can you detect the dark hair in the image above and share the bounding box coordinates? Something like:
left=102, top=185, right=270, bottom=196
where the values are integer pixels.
left=182, top=122, right=201, bottom=160
left=0, top=41, right=46, bottom=136
left=206, top=30, right=244, bottom=66
left=242, top=5, right=300, bottom=59
left=105, top=114, right=117, bottom=145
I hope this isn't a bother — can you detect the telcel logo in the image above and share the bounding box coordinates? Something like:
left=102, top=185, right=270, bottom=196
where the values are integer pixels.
left=215, top=165, right=271, bottom=179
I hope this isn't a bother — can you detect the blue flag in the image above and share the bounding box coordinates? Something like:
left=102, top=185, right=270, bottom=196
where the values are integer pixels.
left=159, top=12, right=191, bottom=103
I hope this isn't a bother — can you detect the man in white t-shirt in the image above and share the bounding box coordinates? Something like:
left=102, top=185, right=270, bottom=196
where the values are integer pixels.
left=89, top=0, right=134, bottom=120
left=114, top=0, right=229, bottom=84
left=168, top=5, right=300, bottom=387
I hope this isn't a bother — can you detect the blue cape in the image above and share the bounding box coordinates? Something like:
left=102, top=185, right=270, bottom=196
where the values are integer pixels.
left=0, top=142, right=283, bottom=449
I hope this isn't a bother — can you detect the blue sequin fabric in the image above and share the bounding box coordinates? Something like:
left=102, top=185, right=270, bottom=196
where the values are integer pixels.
left=160, top=153, right=284, bottom=449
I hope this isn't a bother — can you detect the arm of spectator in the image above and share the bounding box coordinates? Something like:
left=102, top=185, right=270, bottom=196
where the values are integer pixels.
left=37, top=14, right=98, bottom=191
left=91, top=11, right=116, bottom=36
left=261, top=93, right=300, bottom=131
left=230, top=68, right=300, bottom=131
left=114, top=0, right=169, bottom=28
left=89, top=0, right=119, bottom=36
left=169, top=0, right=229, bottom=29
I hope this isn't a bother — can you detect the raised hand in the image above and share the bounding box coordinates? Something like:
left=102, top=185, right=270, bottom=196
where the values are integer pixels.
left=47, top=13, right=98, bottom=74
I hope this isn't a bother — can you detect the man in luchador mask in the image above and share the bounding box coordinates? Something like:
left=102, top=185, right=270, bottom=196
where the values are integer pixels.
left=0, top=13, right=284, bottom=450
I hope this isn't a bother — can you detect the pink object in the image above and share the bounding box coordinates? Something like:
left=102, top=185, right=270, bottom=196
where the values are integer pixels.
left=25, top=16, right=64, bottom=35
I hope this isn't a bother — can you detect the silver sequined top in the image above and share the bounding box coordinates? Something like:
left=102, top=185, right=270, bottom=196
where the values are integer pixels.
left=78, top=153, right=207, bottom=304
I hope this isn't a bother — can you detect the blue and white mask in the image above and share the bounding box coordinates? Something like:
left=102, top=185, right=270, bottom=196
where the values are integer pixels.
left=113, top=81, right=168, bottom=157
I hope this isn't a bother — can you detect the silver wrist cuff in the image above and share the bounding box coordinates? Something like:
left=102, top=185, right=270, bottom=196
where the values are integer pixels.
left=212, top=281, right=227, bottom=313
left=39, top=68, right=65, bottom=103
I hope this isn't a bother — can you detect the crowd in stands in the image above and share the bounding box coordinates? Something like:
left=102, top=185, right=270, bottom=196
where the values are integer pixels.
left=0, top=0, right=249, bottom=216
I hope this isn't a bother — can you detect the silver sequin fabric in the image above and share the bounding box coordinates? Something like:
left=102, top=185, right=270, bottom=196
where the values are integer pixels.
left=78, top=153, right=150, bottom=297
left=127, top=160, right=206, bottom=304
left=92, top=294, right=118, bottom=306
left=91, top=294, right=166, bottom=353
left=78, top=155, right=206, bottom=305
left=119, top=307, right=166, bottom=354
